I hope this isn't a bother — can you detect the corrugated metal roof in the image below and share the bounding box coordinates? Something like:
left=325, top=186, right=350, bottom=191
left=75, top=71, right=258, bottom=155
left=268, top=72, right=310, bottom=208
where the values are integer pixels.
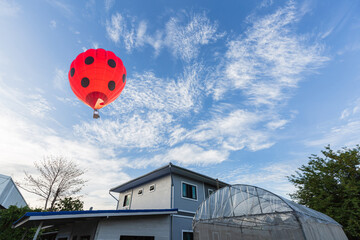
left=0, top=174, right=27, bottom=209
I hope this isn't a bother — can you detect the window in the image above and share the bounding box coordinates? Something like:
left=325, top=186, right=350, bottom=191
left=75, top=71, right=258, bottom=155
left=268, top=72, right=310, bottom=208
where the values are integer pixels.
left=120, top=236, right=154, bottom=240
left=183, top=231, right=193, bottom=240
left=208, top=189, right=214, bottom=196
left=123, top=194, right=131, bottom=207
left=80, top=236, right=90, bottom=240
left=149, top=184, right=155, bottom=192
left=138, top=188, right=143, bottom=195
left=182, top=182, right=197, bottom=200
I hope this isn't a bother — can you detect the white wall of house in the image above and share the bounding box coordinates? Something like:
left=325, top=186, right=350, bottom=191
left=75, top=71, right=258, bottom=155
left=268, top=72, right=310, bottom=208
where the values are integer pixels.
left=118, top=175, right=171, bottom=210
left=95, top=215, right=171, bottom=240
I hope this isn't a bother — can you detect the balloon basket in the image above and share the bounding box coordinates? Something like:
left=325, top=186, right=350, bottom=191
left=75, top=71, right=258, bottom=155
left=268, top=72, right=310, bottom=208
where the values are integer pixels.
left=93, top=109, right=100, bottom=119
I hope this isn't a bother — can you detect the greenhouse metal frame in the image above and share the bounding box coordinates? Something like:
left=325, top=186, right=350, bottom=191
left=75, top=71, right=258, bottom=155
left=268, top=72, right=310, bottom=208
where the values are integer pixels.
left=193, top=184, right=348, bottom=240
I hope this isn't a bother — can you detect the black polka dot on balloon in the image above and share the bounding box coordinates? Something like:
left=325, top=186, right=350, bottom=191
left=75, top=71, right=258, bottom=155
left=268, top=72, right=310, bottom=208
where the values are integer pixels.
left=81, top=77, right=89, bottom=88
left=107, top=59, right=116, bottom=68
left=122, top=74, right=126, bottom=83
left=108, top=81, right=115, bottom=91
left=70, top=68, right=75, bottom=77
left=85, top=56, right=94, bottom=65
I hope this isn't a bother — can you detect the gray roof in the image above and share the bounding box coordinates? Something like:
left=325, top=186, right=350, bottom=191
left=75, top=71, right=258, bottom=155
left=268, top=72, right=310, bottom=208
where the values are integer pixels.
left=110, top=163, right=228, bottom=193
left=0, top=174, right=27, bottom=209
left=14, top=208, right=178, bottom=228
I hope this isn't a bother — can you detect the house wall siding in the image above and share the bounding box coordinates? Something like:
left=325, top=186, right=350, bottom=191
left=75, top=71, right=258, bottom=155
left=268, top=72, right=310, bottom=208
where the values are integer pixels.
left=118, top=175, right=171, bottom=210
left=172, top=215, right=193, bottom=240
left=95, top=215, right=171, bottom=240
left=172, top=174, right=206, bottom=213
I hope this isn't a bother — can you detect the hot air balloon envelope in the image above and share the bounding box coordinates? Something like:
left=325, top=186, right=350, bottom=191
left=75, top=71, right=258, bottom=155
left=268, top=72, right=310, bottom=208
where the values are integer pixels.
left=68, top=48, right=126, bottom=118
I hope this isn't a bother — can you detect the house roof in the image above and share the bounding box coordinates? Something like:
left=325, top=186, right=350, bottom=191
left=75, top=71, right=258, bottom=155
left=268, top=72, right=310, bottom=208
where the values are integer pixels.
left=110, top=163, right=228, bottom=193
left=0, top=174, right=27, bottom=209
left=13, top=208, right=178, bottom=228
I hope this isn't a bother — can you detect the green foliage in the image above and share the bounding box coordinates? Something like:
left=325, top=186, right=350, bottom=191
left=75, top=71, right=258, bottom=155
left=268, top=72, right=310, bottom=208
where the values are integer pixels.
left=53, top=197, right=84, bottom=211
left=0, top=205, right=41, bottom=240
left=288, top=145, right=360, bottom=240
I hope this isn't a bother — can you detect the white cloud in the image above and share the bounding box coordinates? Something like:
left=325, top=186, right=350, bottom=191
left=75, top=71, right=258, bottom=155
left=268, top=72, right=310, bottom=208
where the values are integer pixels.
left=306, top=121, right=360, bottom=148
left=26, top=94, right=54, bottom=118
left=339, top=98, right=360, bottom=120
left=105, top=12, right=222, bottom=59
left=0, top=77, right=131, bottom=209
left=0, top=0, right=20, bottom=17
left=266, top=119, right=288, bottom=130
left=53, top=68, right=67, bottom=91
left=105, top=13, right=138, bottom=51
left=218, top=163, right=297, bottom=198
left=74, top=111, right=173, bottom=149
left=184, top=109, right=275, bottom=151
left=75, top=61, right=206, bottom=150
left=92, top=42, right=99, bottom=49
left=307, top=98, right=360, bottom=148
left=104, top=0, right=115, bottom=12
left=110, top=65, right=204, bottom=115
left=212, top=2, right=328, bottom=104
left=46, top=0, right=73, bottom=18
left=130, top=144, right=229, bottom=169
left=164, top=12, right=223, bottom=61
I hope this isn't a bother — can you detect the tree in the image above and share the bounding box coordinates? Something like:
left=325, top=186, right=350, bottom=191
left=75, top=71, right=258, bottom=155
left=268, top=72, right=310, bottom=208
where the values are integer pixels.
left=54, top=197, right=84, bottom=211
left=18, top=155, right=86, bottom=210
left=288, top=145, right=360, bottom=240
left=0, top=205, right=41, bottom=240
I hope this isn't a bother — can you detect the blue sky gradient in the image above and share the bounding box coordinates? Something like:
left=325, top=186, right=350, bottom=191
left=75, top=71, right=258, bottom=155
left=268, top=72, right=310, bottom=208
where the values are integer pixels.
left=1, top=0, right=360, bottom=209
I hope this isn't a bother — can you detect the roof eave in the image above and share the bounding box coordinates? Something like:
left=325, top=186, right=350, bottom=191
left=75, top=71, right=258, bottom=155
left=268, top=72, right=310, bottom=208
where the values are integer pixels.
left=110, top=163, right=228, bottom=193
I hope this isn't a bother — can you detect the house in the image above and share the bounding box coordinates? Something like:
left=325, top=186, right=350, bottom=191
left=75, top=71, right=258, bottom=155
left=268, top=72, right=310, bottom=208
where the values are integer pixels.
left=14, top=163, right=228, bottom=240
left=0, top=173, right=27, bottom=209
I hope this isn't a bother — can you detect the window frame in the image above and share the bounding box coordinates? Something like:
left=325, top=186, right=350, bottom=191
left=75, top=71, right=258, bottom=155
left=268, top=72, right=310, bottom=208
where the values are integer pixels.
left=208, top=188, right=215, bottom=196
left=149, top=184, right=156, bottom=192
left=138, top=188, right=144, bottom=196
left=122, top=193, right=131, bottom=207
left=182, top=230, right=193, bottom=240
left=181, top=181, right=198, bottom=201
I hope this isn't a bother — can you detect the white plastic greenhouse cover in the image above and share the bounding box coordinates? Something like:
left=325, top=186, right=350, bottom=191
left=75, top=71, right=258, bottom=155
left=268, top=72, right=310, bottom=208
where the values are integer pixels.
left=193, top=184, right=348, bottom=240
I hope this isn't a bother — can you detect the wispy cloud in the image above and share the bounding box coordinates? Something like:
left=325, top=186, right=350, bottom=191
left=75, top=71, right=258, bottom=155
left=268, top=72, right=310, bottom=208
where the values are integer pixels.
left=74, top=112, right=173, bottom=149
left=212, top=2, right=328, bottom=103
left=46, top=0, right=73, bottom=18
left=0, top=0, right=20, bottom=17
left=129, top=144, right=229, bottom=168
left=218, top=162, right=297, bottom=198
left=164, top=12, right=223, bottom=62
left=182, top=109, right=275, bottom=152
left=306, top=98, right=360, bottom=148
left=105, top=11, right=222, bottom=60
left=27, top=94, right=55, bottom=118
left=75, top=63, right=205, bottom=149
left=0, top=76, right=129, bottom=209
left=91, top=3, right=328, bottom=168
left=104, top=0, right=115, bottom=12
left=53, top=68, right=67, bottom=91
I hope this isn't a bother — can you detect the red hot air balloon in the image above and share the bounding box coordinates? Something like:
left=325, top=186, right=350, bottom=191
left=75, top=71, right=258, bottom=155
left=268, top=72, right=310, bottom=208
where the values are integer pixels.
left=68, top=48, right=126, bottom=118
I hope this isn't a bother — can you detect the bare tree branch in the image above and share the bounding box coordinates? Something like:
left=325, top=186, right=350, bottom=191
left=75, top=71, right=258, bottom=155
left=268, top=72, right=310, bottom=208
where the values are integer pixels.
left=18, top=155, right=87, bottom=210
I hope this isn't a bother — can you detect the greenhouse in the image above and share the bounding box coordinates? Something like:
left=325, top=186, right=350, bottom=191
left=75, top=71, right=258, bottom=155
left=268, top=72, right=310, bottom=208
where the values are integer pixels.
left=193, top=184, right=348, bottom=240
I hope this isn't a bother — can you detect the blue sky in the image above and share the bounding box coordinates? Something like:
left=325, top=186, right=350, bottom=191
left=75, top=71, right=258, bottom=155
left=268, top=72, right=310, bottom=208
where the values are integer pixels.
left=1, top=0, right=360, bottom=209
